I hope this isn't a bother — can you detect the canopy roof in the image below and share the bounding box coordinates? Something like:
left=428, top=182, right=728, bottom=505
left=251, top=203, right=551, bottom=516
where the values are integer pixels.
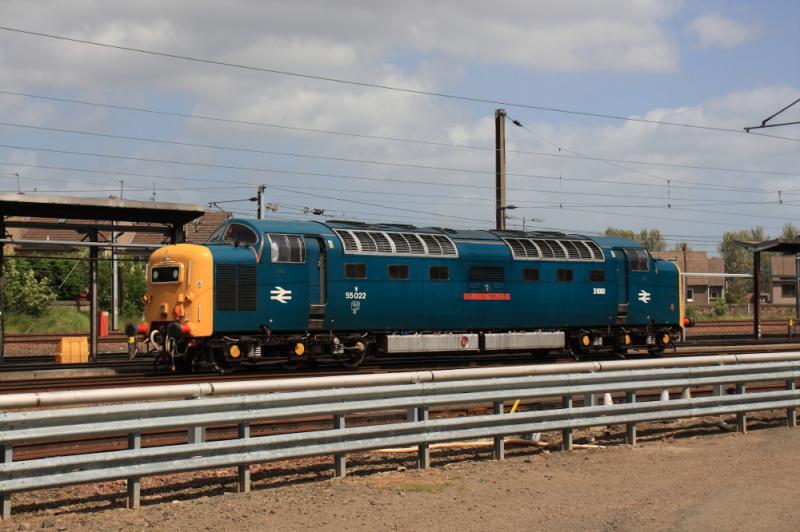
left=735, top=239, right=800, bottom=254
left=0, top=194, right=204, bottom=224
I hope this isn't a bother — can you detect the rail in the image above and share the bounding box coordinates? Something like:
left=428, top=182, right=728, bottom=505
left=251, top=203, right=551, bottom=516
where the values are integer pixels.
left=4, top=352, right=800, bottom=409
left=0, top=359, right=798, bottom=518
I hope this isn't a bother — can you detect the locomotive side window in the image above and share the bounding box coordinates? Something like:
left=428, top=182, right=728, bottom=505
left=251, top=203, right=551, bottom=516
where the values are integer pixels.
left=223, top=223, right=258, bottom=246
left=556, top=269, right=573, bottom=282
left=523, top=268, right=539, bottom=282
left=151, top=266, right=180, bottom=283
left=626, top=248, right=649, bottom=271
left=269, top=234, right=305, bottom=263
left=589, top=270, right=606, bottom=282
left=429, top=266, right=449, bottom=281
left=388, top=264, right=409, bottom=280
left=345, top=263, right=367, bottom=279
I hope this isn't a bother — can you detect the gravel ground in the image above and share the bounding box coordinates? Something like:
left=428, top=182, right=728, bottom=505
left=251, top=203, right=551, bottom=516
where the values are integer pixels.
left=1, top=413, right=798, bottom=531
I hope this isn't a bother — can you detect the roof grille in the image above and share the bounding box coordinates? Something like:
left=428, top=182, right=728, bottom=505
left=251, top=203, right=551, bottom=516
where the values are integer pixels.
left=354, top=231, right=377, bottom=252
left=575, top=241, right=593, bottom=259
left=544, top=239, right=567, bottom=259
left=420, top=234, right=443, bottom=255
left=503, top=237, right=604, bottom=262
left=561, top=240, right=581, bottom=260
left=535, top=239, right=555, bottom=259
left=435, top=235, right=456, bottom=255
left=521, top=239, right=540, bottom=258
left=336, top=230, right=358, bottom=252
left=334, top=229, right=457, bottom=258
left=403, top=233, right=426, bottom=254
left=388, top=233, right=410, bottom=253
left=584, top=240, right=604, bottom=260
left=507, top=239, right=526, bottom=257
left=369, top=232, right=393, bottom=253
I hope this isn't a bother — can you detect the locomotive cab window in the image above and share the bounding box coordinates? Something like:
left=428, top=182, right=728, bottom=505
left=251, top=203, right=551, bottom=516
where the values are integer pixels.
left=556, top=269, right=573, bottom=282
left=388, top=264, right=409, bottom=280
left=626, top=248, right=649, bottom=272
left=151, top=265, right=180, bottom=284
left=223, top=223, right=258, bottom=246
left=268, top=233, right=305, bottom=263
left=345, top=263, right=367, bottom=279
left=523, top=268, right=539, bottom=282
left=589, top=270, right=606, bottom=283
left=429, top=266, right=449, bottom=281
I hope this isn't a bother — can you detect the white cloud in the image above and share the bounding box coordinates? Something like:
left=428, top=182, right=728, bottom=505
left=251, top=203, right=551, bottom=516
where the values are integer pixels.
left=688, top=13, right=762, bottom=49
left=0, top=2, right=796, bottom=252
left=0, top=0, right=682, bottom=94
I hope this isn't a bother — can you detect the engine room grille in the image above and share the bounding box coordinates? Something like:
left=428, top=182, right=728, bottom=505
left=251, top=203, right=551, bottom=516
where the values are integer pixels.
left=468, top=266, right=505, bottom=282
left=503, top=237, right=605, bottom=262
left=334, top=229, right=458, bottom=258
left=215, top=264, right=257, bottom=312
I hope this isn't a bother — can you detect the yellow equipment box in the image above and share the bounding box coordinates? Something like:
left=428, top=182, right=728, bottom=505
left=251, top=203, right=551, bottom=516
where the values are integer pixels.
left=54, top=336, right=89, bottom=364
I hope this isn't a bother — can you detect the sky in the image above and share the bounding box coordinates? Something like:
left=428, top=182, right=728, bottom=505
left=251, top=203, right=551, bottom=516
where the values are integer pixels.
left=0, top=0, right=798, bottom=253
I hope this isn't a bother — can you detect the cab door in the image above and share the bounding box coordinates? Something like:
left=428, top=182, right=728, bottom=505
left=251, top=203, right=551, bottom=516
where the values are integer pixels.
left=614, top=248, right=629, bottom=323
left=305, top=237, right=326, bottom=330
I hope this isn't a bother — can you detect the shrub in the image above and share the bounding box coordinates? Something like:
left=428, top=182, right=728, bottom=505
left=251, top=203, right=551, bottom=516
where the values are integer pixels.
left=3, top=261, right=57, bottom=316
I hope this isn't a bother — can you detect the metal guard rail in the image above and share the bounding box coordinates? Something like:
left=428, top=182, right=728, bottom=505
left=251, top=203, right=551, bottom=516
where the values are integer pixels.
left=1, top=361, right=798, bottom=518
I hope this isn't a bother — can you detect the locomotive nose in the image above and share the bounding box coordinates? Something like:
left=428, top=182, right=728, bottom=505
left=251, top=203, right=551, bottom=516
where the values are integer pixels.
left=143, top=243, right=214, bottom=338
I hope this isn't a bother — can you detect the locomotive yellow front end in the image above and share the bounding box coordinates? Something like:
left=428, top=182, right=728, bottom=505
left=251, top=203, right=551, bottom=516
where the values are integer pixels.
left=140, top=244, right=214, bottom=361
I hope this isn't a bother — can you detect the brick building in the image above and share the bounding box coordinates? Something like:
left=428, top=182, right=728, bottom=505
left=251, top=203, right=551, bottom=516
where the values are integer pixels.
left=10, top=211, right=230, bottom=255
left=652, top=250, right=725, bottom=305
left=771, top=255, right=800, bottom=305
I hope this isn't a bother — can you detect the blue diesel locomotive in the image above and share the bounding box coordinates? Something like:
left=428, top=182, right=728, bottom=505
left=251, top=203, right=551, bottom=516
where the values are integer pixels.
left=140, top=218, right=685, bottom=370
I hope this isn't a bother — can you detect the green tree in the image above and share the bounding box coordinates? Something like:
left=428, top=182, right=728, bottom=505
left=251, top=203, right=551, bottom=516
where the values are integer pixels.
left=719, top=226, right=769, bottom=304
left=637, top=229, right=667, bottom=252
left=781, top=223, right=800, bottom=240
left=673, top=241, right=691, bottom=252
left=8, top=253, right=148, bottom=316
left=2, top=260, right=56, bottom=316
left=121, top=261, right=147, bottom=316
left=604, top=227, right=636, bottom=241
left=604, top=227, right=666, bottom=252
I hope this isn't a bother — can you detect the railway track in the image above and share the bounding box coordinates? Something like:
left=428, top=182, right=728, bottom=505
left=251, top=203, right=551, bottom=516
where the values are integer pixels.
left=3, top=341, right=800, bottom=395
left=3, top=332, right=128, bottom=345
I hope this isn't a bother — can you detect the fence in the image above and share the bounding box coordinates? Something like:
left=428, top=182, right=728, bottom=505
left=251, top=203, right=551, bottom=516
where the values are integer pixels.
left=1, top=359, right=798, bottom=518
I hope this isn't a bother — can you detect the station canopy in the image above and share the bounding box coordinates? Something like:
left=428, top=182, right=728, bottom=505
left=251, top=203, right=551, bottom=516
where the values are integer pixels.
left=735, top=239, right=800, bottom=254
left=0, top=194, right=204, bottom=225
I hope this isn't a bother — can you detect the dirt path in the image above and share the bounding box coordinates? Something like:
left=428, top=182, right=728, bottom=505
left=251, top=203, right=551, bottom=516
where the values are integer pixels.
left=2, top=419, right=799, bottom=531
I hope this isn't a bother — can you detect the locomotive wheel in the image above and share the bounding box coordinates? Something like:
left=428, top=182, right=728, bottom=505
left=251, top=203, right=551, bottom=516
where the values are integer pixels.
left=174, top=352, right=195, bottom=373
left=340, top=350, right=366, bottom=369
left=613, top=347, right=628, bottom=358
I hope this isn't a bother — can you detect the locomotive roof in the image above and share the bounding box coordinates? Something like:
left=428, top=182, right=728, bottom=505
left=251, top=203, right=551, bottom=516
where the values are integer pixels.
left=226, top=218, right=641, bottom=249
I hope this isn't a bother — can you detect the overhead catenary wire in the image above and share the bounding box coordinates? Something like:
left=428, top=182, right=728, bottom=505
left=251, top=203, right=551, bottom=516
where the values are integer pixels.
left=2, top=120, right=785, bottom=194
left=0, top=142, right=789, bottom=197
left=1, top=89, right=797, bottom=178
left=1, top=25, right=798, bottom=143
left=3, top=160, right=794, bottom=205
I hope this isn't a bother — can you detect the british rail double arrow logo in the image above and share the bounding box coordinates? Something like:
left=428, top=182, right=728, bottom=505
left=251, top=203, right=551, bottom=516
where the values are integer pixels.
left=270, top=286, right=292, bottom=304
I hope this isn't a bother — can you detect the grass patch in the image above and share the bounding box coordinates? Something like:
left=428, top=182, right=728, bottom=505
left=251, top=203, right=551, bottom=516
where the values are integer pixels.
left=4, top=307, right=142, bottom=334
